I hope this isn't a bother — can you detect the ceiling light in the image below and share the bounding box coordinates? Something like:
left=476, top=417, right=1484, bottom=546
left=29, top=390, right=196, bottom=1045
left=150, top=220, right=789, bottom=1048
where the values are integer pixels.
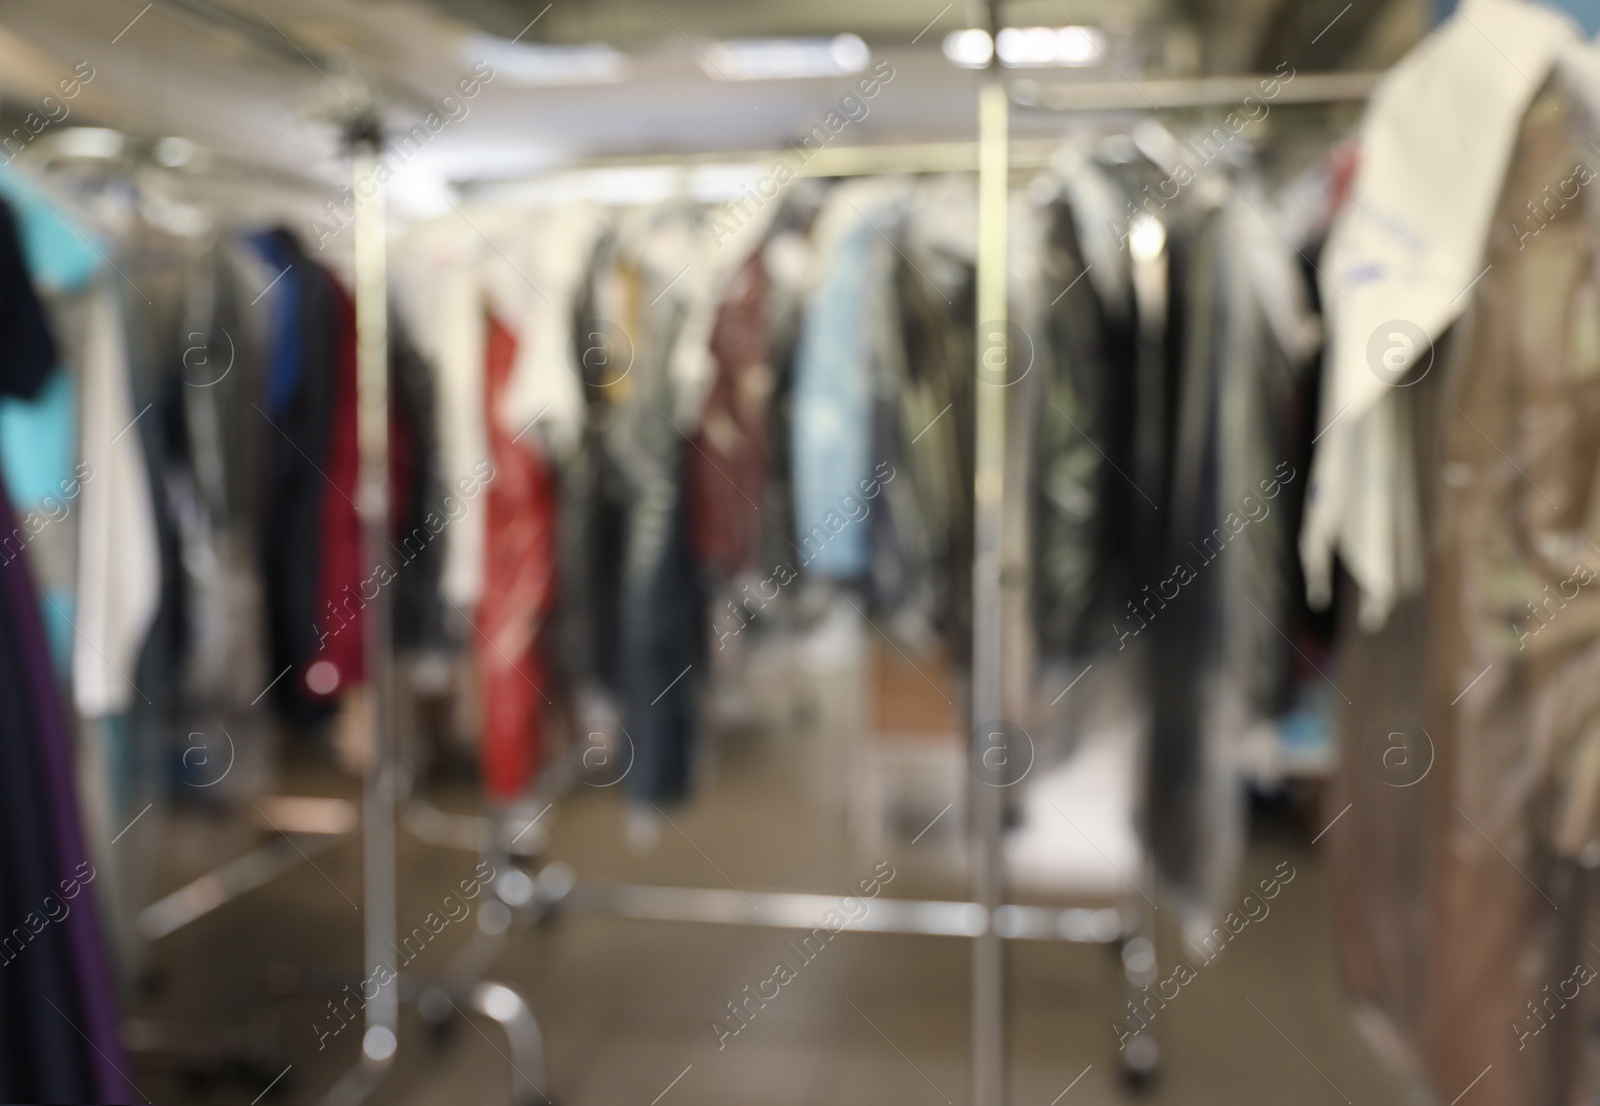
left=702, top=34, right=870, bottom=81
left=943, top=28, right=994, bottom=69
left=53, top=127, right=125, bottom=160
left=461, top=34, right=629, bottom=86
left=995, top=25, right=1106, bottom=68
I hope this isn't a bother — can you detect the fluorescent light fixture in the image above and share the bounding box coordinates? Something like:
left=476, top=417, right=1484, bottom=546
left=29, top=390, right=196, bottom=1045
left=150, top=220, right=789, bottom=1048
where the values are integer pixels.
left=700, top=33, right=870, bottom=81
left=943, top=28, right=994, bottom=68
left=54, top=127, right=125, bottom=159
left=997, top=25, right=1105, bottom=67
left=944, top=26, right=1105, bottom=69
left=461, top=34, right=629, bottom=86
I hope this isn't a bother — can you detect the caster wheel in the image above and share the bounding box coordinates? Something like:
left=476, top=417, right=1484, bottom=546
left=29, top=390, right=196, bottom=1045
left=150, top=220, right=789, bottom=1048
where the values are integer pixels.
left=1119, top=1034, right=1158, bottom=1091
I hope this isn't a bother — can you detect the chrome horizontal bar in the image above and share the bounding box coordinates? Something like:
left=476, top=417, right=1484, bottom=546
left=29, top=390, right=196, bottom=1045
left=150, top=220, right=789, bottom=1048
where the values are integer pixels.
left=1027, top=70, right=1382, bottom=112
left=557, top=881, right=1124, bottom=943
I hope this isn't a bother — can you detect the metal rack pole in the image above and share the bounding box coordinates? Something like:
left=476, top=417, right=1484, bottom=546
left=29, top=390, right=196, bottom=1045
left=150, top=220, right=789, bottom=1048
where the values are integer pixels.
left=316, top=108, right=399, bottom=1106
left=327, top=107, right=544, bottom=1106
left=351, top=117, right=401, bottom=1073
left=972, top=19, right=1010, bottom=1106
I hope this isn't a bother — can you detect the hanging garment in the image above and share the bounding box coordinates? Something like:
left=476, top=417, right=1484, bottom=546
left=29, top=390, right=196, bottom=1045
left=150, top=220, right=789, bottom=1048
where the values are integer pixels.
left=421, top=243, right=489, bottom=611
left=1142, top=182, right=1322, bottom=929
left=1139, top=199, right=1234, bottom=925
left=115, top=233, right=272, bottom=761
left=302, top=273, right=430, bottom=699
left=1326, top=75, right=1600, bottom=1106
left=1032, top=145, right=1320, bottom=929
left=501, top=205, right=609, bottom=461
left=1034, top=177, right=1142, bottom=657
left=387, top=318, right=448, bottom=660
left=98, top=232, right=282, bottom=824
left=74, top=276, right=161, bottom=718
left=615, top=216, right=708, bottom=805
left=790, top=182, right=908, bottom=580
left=168, top=242, right=271, bottom=733
left=0, top=368, right=78, bottom=672
left=306, top=272, right=365, bottom=696
left=617, top=428, right=702, bottom=805
left=256, top=230, right=432, bottom=717
left=397, top=209, right=561, bottom=620
left=0, top=195, right=128, bottom=1105
left=752, top=201, right=826, bottom=584
left=883, top=177, right=977, bottom=655
left=477, top=313, right=557, bottom=801
left=1302, top=0, right=1578, bottom=629
left=117, top=215, right=211, bottom=721
left=256, top=230, right=339, bottom=725
left=0, top=480, right=129, bottom=1106
left=1210, top=194, right=1322, bottom=723
left=0, top=197, right=56, bottom=392
left=553, top=244, right=628, bottom=707
left=689, top=250, right=771, bottom=576
left=557, top=214, right=708, bottom=805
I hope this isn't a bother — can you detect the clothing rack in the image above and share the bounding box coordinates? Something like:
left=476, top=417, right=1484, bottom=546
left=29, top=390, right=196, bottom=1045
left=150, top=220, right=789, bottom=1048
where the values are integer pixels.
left=13, top=46, right=546, bottom=1104
left=89, top=54, right=1379, bottom=1105
left=20, top=32, right=550, bottom=1103
left=320, top=103, right=542, bottom=1106
left=3, top=117, right=479, bottom=1099
left=447, top=55, right=1378, bottom=1106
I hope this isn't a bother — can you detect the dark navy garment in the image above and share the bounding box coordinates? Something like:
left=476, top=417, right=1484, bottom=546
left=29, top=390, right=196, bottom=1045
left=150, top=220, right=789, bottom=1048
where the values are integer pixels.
left=254, top=229, right=340, bottom=726
left=620, top=436, right=703, bottom=804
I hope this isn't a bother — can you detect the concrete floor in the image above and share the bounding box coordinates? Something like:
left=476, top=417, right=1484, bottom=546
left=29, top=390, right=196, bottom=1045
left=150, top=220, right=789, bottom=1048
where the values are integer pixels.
left=127, top=721, right=1418, bottom=1106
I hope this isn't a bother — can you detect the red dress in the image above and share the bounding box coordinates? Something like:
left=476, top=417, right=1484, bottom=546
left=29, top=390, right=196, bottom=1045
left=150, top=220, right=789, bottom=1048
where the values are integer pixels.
left=476, top=313, right=558, bottom=800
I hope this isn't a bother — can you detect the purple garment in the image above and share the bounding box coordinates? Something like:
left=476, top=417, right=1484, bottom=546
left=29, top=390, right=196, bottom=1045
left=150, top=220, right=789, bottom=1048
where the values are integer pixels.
left=0, top=480, right=129, bottom=1104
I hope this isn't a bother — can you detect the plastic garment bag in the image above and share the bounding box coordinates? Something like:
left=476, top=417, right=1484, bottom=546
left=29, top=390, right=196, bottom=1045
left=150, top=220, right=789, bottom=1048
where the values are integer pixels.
left=1326, top=79, right=1600, bottom=1106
